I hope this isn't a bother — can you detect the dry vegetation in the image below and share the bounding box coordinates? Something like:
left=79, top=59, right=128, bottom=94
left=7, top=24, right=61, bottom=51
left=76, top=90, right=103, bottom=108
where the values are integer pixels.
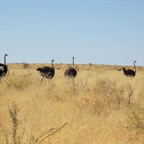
left=0, top=63, right=144, bottom=144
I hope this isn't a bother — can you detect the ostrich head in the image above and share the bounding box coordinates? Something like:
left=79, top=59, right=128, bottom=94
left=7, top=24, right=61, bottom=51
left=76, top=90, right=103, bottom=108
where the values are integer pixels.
left=4, top=54, right=8, bottom=57
left=134, top=61, right=137, bottom=64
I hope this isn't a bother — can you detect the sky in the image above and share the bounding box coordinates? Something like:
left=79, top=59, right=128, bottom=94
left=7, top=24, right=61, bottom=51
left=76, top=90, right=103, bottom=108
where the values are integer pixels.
left=0, top=0, right=144, bottom=66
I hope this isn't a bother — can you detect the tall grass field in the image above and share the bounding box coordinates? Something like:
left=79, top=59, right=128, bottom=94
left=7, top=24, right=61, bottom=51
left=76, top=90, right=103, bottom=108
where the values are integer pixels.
left=0, top=63, right=144, bottom=144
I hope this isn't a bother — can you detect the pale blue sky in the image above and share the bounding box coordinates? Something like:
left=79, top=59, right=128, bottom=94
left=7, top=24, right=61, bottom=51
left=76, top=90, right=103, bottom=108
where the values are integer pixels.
left=0, top=0, right=144, bottom=66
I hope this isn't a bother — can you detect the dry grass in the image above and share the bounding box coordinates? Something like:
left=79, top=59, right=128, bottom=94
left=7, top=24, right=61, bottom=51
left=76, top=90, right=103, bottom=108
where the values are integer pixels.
left=0, top=63, right=144, bottom=143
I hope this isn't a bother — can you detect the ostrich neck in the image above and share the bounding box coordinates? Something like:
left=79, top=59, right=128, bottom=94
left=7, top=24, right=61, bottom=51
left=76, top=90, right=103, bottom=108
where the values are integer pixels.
left=52, top=61, right=54, bottom=68
left=4, top=56, right=6, bottom=65
left=72, top=58, right=74, bottom=68
left=134, top=62, right=136, bottom=72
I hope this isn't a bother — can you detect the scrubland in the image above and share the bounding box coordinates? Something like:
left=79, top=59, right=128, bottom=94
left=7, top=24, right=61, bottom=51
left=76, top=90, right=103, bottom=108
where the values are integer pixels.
left=0, top=63, right=144, bottom=144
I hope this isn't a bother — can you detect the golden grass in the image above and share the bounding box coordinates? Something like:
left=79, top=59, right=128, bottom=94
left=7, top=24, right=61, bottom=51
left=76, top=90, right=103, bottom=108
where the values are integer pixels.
left=0, top=64, right=144, bottom=144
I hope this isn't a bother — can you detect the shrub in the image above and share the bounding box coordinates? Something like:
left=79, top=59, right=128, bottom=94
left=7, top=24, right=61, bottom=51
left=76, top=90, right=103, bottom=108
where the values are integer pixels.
left=127, top=104, right=144, bottom=131
left=4, top=103, right=68, bottom=144
left=126, top=103, right=144, bottom=143
left=5, top=74, right=32, bottom=90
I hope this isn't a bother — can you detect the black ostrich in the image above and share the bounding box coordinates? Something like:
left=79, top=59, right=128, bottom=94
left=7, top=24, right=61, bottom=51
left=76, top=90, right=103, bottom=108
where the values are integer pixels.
left=122, top=61, right=137, bottom=77
left=36, top=59, right=55, bottom=84
left=64, top=57, right=77, bottom=79
left=0, top=54, right=8, bottom=83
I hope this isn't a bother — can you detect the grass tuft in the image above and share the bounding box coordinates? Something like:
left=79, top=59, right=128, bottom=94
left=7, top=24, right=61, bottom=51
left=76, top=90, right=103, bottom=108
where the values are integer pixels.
left=4, top=74, right=32, bottom=90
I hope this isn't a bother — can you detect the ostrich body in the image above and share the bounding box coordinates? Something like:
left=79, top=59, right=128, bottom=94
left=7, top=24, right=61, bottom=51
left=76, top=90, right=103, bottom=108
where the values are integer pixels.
left=37, top=59, right=55, bottom=84
left=122, top=61, right=137, bottom=77
left=0, top=54, right=8, bottom=82
left=64, top=57, right=77, bottom=79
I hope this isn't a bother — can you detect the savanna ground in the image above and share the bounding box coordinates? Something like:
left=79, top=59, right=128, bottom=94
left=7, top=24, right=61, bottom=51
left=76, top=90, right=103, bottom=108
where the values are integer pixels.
left=0, top=63, right=144, bottom=144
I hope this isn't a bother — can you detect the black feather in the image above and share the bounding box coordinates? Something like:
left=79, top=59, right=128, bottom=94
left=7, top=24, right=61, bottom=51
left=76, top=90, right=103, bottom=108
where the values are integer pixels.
left=64, top=67, right=77, bottom=78
left=0, top=54, right=8, bottom=82
left=36, top=59, right=55, bottom=82
left=122, top=61, right=137, bottom=77
left=37, top=66, right=55, bottom=79
left=64, top=57, right=77, bottom=79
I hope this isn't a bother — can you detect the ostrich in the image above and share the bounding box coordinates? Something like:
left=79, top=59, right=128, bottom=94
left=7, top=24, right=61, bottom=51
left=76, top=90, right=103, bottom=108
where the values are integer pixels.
left=36, top=59, right=55, bottom=84
left=122, top=61, right=137, bottom=77
left=64, top=57, right=77, bottom=79
left=0, top=54, right=8, bottom=83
